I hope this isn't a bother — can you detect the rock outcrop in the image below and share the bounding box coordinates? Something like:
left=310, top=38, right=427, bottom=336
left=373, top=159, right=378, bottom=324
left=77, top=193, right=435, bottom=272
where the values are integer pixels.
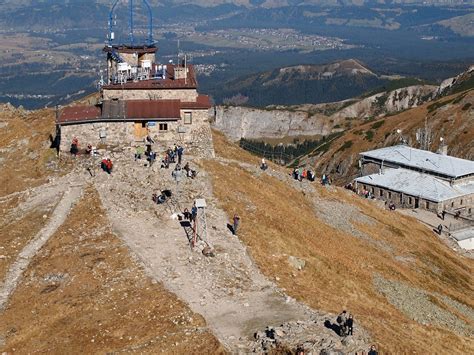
left=213, top=106, right=333, bottom=141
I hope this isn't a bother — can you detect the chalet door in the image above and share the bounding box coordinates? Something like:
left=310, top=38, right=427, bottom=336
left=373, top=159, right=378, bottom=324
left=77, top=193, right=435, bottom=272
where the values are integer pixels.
left=134, top=122, right=148, bottom=139
left=415, top=198, right=419, bottom=209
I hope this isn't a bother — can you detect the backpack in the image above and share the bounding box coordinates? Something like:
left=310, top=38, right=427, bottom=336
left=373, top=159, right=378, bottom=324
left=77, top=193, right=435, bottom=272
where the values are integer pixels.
left=336, top=315, right=342, bottom=324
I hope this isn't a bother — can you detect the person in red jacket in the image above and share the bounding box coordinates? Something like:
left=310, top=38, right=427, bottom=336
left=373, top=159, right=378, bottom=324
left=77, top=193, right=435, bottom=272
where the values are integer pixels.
left=101, top=158, right=113, bottom=174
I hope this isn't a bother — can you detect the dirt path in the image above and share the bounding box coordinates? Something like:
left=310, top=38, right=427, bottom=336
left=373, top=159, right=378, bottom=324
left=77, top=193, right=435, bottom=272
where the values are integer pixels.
left=0, top=183, right=83, bottom=310
left=91, top=151, right=369, bottom=352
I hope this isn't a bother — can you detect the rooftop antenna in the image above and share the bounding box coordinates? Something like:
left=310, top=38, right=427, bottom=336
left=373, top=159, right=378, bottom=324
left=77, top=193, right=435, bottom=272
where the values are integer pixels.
left=108, top=0, right=154, bottom=47
left=129, top=0, right=134, bottom=46
left=416, top=117, right=432, bottom=151
left=177, top=39, right=180, bottom=64
left=184, top=53, right=187, bottom=85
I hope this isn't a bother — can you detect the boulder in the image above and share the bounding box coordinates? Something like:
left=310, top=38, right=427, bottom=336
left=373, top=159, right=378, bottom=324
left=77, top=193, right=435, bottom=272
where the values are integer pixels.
left=288, top=256, right=306, bottom=270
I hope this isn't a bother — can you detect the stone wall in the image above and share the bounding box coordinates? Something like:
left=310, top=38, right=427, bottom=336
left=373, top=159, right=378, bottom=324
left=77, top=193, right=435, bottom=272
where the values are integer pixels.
left=103, top=88, right=198, bottom=101
left=59, top=108, right=214, bottom=158
left=355, top=182, right=440, bottom=212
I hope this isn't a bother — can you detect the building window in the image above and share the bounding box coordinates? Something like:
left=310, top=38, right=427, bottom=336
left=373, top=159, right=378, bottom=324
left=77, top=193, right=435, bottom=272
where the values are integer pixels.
left=184, top=112, right=192, bottom=125
left=451, top=201, right=454, bottom=208
left=388, top=192, right=392, bottom=199
left=426, top=201, right=430, bottom=209
left=159, top=123, right=168, bottom=131
left=460, top=199, right=463, bottom=205
left=409, top=197, right=412, bottom=205
left=142, top=122, right=147, bottom=128
left=379, top=189, right=383, bottom=197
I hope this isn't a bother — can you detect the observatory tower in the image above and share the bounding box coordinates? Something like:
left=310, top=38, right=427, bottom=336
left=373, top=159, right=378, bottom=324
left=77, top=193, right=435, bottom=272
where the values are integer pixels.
left=56, top=0, right=213, bottom=157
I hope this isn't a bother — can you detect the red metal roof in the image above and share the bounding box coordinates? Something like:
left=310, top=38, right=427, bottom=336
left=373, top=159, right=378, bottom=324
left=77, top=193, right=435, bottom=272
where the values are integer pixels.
left=58, top=106, right=101, bottom=124
left=127, top=100, right=181, bottom=119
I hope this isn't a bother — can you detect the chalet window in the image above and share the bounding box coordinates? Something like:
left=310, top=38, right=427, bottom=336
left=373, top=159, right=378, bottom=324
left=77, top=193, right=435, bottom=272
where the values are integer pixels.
left=409, top=197, right=412, bottom=204
left=460, top=199, right=463, bottom=205
left=184, top=112, right=192, bottom=125
left=159, top=123, right=168, bottom=131
left=379, top=189, right=383, bottom=197
left=142, top=122, right=147, bottom=128
left=388, top=192, right=392, bottom=199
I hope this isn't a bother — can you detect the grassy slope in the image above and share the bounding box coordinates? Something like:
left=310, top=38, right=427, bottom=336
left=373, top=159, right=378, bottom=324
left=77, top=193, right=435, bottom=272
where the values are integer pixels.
left=205, top=131, right=474, bottom=353
left=0, top=187, right=224, bottom=353
left=311, top=89, right=474, bottom=183
left=0, top=107, right=71, bottom=197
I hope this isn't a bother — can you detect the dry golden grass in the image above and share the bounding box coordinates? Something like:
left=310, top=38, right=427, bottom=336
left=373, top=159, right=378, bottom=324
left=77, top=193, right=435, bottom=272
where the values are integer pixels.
left=0, top=187, right=224, bottom=354
left=204, top=133, right=474, bottom=353
left=0, top=109, right=71, bottom=197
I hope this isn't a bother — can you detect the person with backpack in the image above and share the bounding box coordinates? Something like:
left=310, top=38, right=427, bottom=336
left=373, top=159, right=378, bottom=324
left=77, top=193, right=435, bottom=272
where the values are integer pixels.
left=336, top=310, right=348, bottom=336
left=177, top=145, right=184, bottom=164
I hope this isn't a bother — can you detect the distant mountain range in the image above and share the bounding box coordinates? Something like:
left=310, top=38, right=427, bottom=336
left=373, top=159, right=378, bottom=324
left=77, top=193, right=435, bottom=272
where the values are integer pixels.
left=213, top=59, right=427, bottom=106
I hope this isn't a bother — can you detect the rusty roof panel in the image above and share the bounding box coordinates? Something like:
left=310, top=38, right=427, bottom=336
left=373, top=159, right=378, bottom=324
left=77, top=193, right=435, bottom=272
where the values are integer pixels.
left=58, top=106, right=101, bottom=124
left=126, top=100, right=181, bottom=119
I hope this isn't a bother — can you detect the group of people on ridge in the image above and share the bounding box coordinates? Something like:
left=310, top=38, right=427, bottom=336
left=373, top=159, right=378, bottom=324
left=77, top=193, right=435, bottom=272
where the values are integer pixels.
left=336, top=310, right=354, bottom=337
left=292, top=167, right=316, bottom=182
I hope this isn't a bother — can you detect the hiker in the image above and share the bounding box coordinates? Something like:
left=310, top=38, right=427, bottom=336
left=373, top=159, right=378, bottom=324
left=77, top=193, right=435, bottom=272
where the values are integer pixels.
left=183, top=208, right=192, bottom=221
left=292, top=168, right=298, bottom=180
left=454, top=211, right=461, bottom=220
left=347, top=314, right=354, bottom=335
left=85, top=144, right=92, bottom=155
left=298, top=167, right=303, bottom=181
left=191, top=203, right=198, bottom=222
left=135, top=146, right=144, bottom=160
left=302, top=169, right=307, bottom=180
left=147, top=151, right=157, bottom=167
left=177, top=145, right=184, bottom=164
left=389, top=201, right=396, bottom=211
left=161, top=154, right=170, bottom=169
left=336, top=310, right=348, bottom=336
left=368, top=345, right=378, bottom=355
left=172, top=165, right=182, bottom=185
left=152, top=192, right=166, bottom=204
left=101, top=158, right=113, bottom=174
left=437, top=224, right=443, bottom=235
left=70, top=137, right=79, bottom=156
left=261, top=158, right=268, bottom=171
left=184, top=162, right=197, bottom=179
left=145, top=135, right=154, bottom=155
left=441, top=210, right=446, bottom=220
left=308, top=170, right=315, bottom=182
left=233, top=214, right=240, bottom=235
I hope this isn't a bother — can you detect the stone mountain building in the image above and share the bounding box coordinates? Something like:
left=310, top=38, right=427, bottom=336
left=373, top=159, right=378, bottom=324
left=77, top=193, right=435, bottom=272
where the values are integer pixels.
left=354, top=145, right=474, bottom=217
left=57, top=44, right=214, bottom=157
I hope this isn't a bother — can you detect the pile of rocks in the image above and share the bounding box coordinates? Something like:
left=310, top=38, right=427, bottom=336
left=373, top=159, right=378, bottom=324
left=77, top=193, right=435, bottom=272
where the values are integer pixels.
left=251, top=318, right=369, bottom=354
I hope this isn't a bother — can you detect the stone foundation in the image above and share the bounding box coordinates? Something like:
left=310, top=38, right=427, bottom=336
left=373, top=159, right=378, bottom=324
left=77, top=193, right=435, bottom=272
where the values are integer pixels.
left=59, top=109, right=214, bottom=158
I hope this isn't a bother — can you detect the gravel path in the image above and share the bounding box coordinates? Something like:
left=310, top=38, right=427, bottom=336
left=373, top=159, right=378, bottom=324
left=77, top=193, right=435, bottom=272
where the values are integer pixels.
left=0, top=183, right=83, bottom=310
left=90, top=151, right=370, bottom=353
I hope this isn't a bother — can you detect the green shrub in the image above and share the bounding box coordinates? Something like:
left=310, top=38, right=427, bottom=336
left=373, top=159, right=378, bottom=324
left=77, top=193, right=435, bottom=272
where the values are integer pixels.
left=365, top=130, right=375, bottom=141
left=337, top=140, right=353, bottom=152
left=371, top=120, right=385, bottom=130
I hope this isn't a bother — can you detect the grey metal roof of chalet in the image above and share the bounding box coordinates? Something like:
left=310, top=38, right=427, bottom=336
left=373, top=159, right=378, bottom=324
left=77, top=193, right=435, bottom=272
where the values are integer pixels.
left=355, top=168, right=474, bottom=203
left=360, top=145, right=474, bottom=179
left=451, top=228, right=474, bottom=242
